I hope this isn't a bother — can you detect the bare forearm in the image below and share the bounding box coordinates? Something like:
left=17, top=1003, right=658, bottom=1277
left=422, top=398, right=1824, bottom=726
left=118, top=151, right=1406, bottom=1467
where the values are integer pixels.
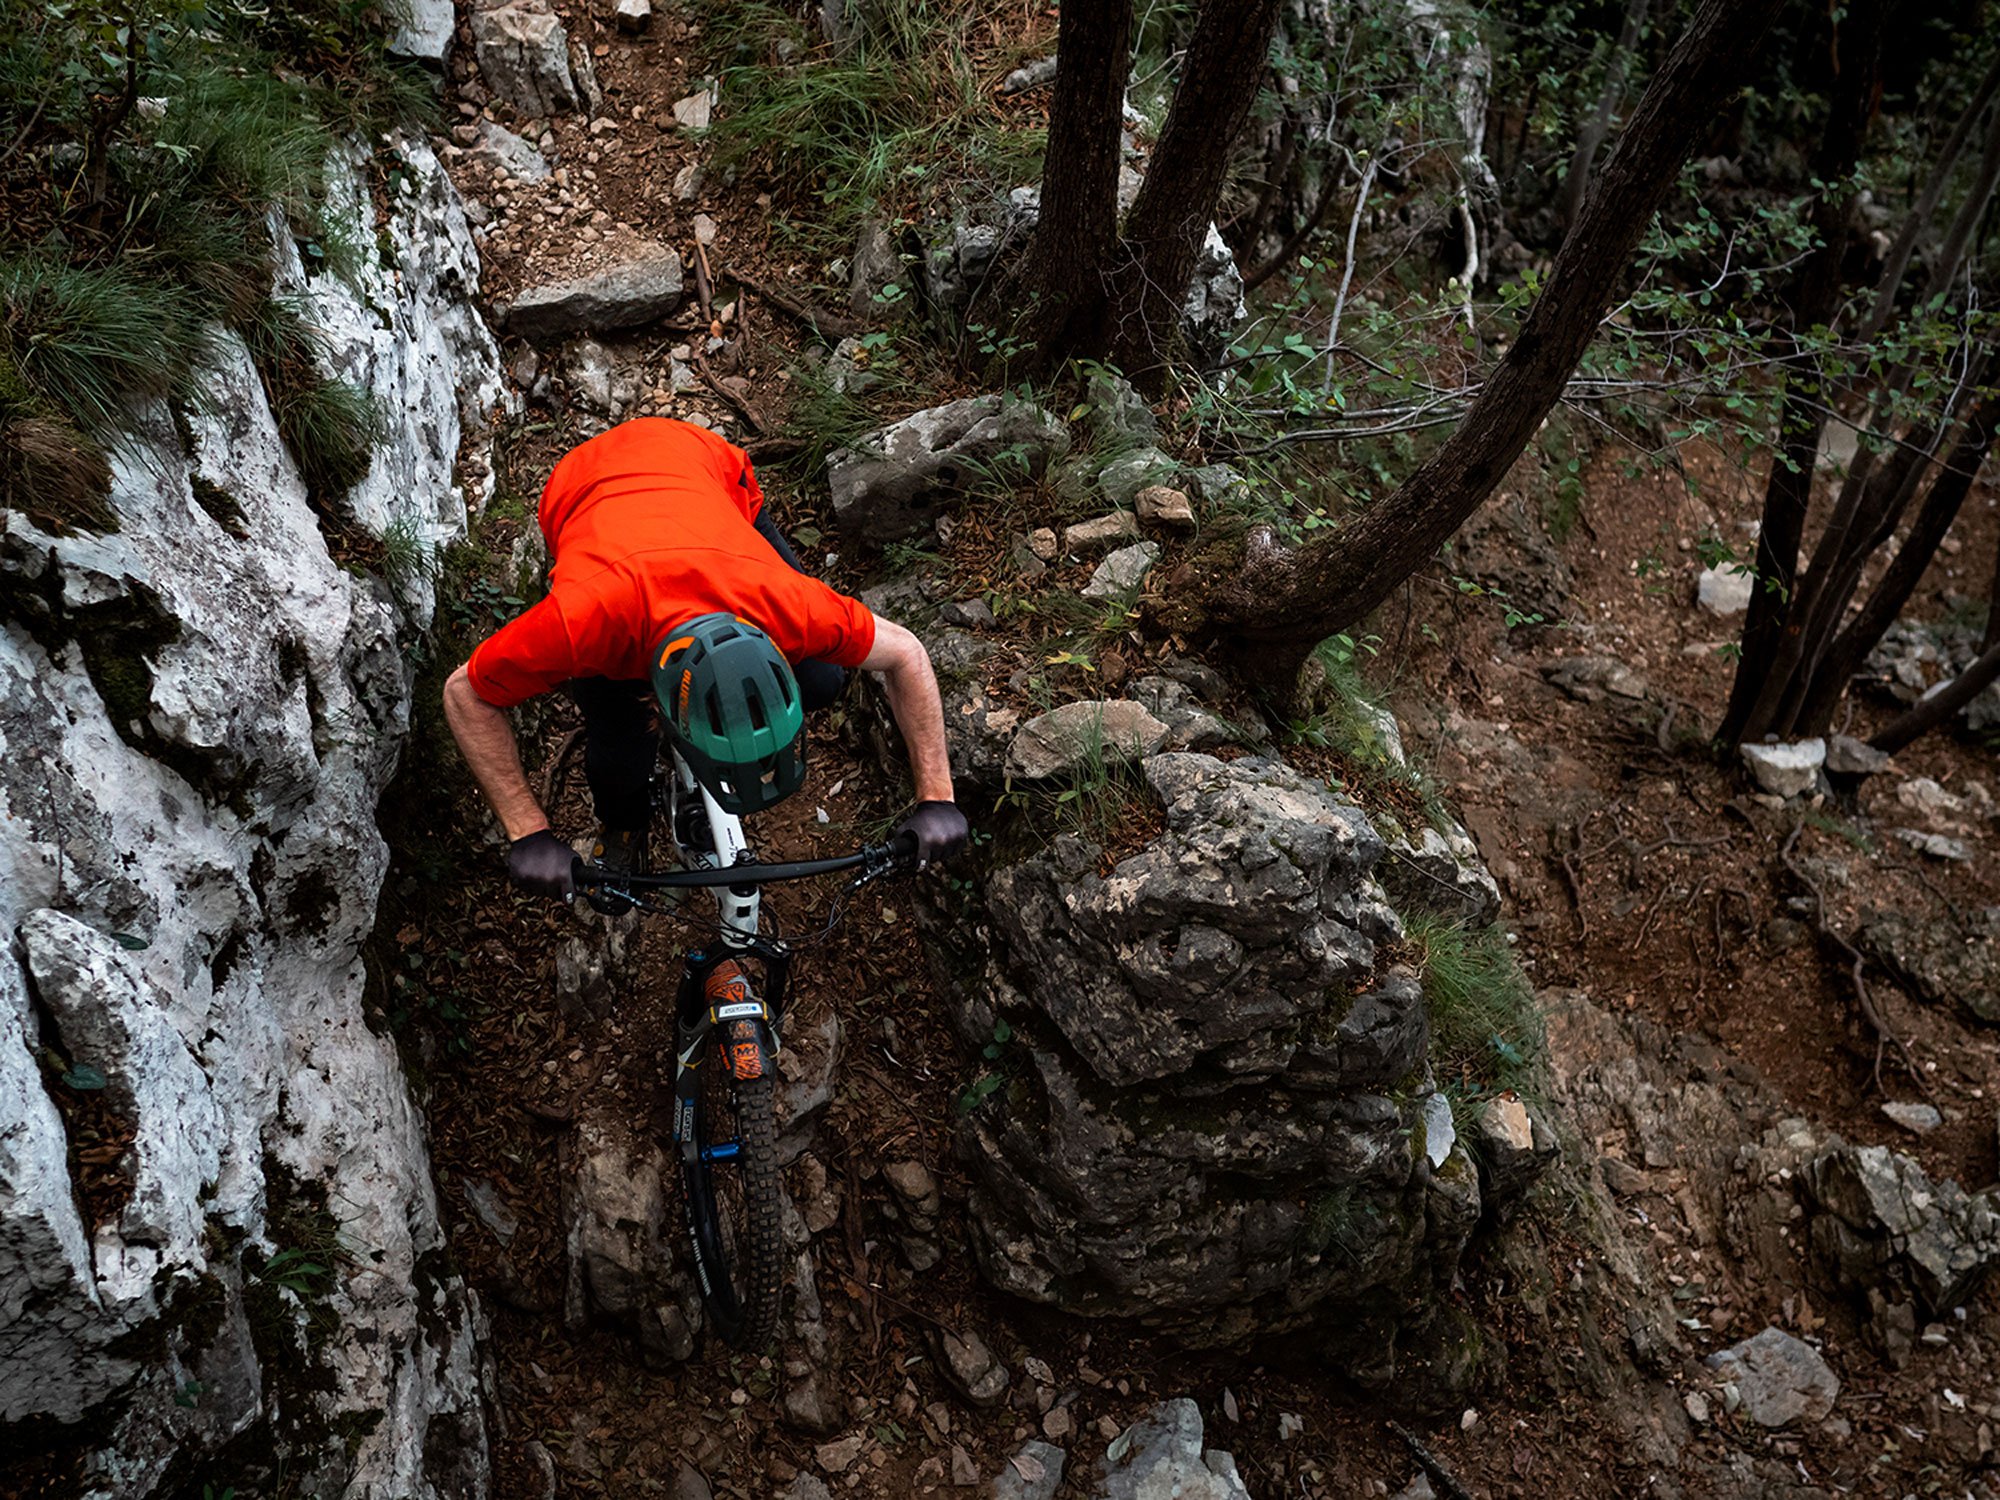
left=442, top=666, right=550, bottom=839
left=862, top=621, right=955, bottom=802
left=883, top=664, right=954, bottom=802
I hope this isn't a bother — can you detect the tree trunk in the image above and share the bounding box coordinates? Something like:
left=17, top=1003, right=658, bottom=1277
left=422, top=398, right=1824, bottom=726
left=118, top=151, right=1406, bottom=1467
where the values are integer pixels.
left=1871, top=638, right=2000, bottom=755
left=1195, top=0, right=1789, bottom=688
left=1791, top=385, right=2000, bottom=733
left=1751, top=357, right=1981, bottom=737
left=1557, top=0, right=1653, bottom=227
left=1860, top=50, right=2000, bottom=343
left=1010, top=0, right=1135, bottom=367
left=1717, top=0, right=1889, bottom=745
left=1105, top=0, right=1285, bottom=381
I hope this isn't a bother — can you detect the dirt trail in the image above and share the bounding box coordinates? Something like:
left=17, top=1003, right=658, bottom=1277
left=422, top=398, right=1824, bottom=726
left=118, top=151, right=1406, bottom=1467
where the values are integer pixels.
left=405, top=4, right=2000, bottom=1497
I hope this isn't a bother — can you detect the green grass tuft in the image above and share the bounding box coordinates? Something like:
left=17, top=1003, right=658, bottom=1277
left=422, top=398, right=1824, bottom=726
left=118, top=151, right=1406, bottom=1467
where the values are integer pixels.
left=699, top=0, right=1044, bottom=252
left=242, top=299, right=379, bottom=497
left=1403, top=913, right=1546, bottom=1125
left=0, top=258, right=212, bottom=434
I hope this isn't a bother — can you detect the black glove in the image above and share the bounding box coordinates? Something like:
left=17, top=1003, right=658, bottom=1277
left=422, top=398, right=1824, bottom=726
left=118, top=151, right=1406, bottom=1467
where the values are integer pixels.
left=894, top=801, right=969, bottom=869
left=508, top=829, right=578, bottom=899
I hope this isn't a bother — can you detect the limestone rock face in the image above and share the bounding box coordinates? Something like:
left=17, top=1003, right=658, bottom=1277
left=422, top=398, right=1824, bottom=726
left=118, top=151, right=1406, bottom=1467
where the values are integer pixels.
left=934, top=753, right=1489, bottom=1370
left=0, top=134, right=498, bottom=1498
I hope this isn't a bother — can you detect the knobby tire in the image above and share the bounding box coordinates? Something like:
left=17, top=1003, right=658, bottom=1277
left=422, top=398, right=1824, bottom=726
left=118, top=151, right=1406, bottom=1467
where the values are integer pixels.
left=688, top=1066, right=783, bottom=1352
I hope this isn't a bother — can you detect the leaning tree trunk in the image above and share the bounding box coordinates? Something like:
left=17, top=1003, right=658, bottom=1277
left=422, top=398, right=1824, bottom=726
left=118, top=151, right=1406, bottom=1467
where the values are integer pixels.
left=1010, top=0, right=1136, bottom=368
left=1186, top=0, right=1789, bottom=693
left=1871, top=639, right=2000, bottom=755
left=1717, top=0, right=1891, bottom=745
left=1104, top=0, right=1285, bottom=381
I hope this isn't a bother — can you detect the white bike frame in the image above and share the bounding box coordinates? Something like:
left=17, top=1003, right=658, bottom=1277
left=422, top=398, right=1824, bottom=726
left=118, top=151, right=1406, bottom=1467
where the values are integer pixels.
left=668, top=746, right=761, bottom=948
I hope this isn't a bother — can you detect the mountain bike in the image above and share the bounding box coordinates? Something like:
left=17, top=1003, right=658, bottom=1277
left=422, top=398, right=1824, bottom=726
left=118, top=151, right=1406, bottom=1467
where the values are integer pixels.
left=572, top=748, right=915, bottom=1352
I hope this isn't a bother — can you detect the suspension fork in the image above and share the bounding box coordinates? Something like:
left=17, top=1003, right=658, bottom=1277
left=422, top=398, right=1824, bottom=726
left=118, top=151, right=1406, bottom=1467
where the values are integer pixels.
left=670, top=943, right=794, bottom=1166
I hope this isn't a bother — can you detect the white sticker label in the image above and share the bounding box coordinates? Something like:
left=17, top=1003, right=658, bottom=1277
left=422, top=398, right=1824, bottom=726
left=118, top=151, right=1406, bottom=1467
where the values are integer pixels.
left=714, top=1001, right=765, bottom=1020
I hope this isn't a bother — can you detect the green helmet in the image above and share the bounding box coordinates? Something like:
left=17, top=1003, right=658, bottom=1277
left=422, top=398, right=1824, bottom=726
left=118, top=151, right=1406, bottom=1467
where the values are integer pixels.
left=651, top=613, right=806, bottom=815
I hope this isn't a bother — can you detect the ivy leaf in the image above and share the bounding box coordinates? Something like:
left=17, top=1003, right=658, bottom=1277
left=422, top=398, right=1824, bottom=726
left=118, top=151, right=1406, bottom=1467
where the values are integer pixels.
left=62, top=1063, right=108, bottom=1091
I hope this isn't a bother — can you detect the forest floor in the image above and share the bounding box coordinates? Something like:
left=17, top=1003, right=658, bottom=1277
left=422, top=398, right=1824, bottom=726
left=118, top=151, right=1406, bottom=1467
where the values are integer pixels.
left=394, top=2, right=2000, bottom=1497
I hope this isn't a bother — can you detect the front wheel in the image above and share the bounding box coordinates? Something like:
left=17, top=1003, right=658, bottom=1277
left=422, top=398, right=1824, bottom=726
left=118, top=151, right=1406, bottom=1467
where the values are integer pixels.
left=684, top=1056, right=783, bottom=1351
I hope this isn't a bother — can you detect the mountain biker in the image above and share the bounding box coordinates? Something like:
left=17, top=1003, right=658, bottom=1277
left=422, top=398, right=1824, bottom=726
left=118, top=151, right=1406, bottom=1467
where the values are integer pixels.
left=441, top=417, right=968, bottom=898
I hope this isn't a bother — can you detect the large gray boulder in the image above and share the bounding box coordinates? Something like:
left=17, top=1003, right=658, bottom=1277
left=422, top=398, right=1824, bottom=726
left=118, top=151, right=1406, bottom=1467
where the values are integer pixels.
left=986, top=754, right=1405, bottom=1086
left=471, top=2, right=579, bottom=119
left=934, top=754, right=1487, bottom=1365
left=828, top=395, right=1069, bottom=543
left=1005, top=700, right=1169, bottom=782
left=1803, top=1144, right=2000, bottom=1314
left=503, top=240, right=685, bottom=339
left=386, top=0, right=454, bottom=60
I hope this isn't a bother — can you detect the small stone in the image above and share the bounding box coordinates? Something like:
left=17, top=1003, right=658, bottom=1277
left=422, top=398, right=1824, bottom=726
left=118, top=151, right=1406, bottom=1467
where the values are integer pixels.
left=1698, top=564, right=1754, bottom=615
left=1740, top=739, right=1825, bottom=799
left=941, top=597, right=995, bottom=629
left=1703, top=1327, right=1839, bottom=1427
left=1005, top=700, right=1170, bottom=781
left=814, top=1434, right=867, bottom=1474
left=471, top=3, right=579, bottom=118
left=991, top=1439, right=1065, bottom=1500
left=950, top=1445, right=978, bottom=1486
left=1683, top=1391, right=1710, bottom=1424
left=504, top=240, right=685, bottom=338
left=693, top=212, right=719, bottom=245
left=614, top=0, right=652, bottom=32
left=1881, top=1100, right=1944, bottom=1134
left=1028, top=526, right=1059, bottom=561
left=1095, top=446, right=1176, bottom=508
left=673, top=89, right=714, bottom=129
left=673, top=161, right=705, bottom=200
left=1061, top=511, right=1141, bottom=554
left=1893, top=828, right=1971, bottom=861
left=1001, top=55, right=1060, bottom=93
left=670, top=1462, right=713, bottom=1500
left=1081, top=541, right=1160, bottom=600
left=1422, top=1092, right=1456, bottom=1169
left=787, top=1478, right=834, bottom=1500
left=934, top=1327, right=1010, bottom=1409
left=1390, top=1478, right=1436, bottom=1500
left=883, top=1159, right=942, bottom=1216
left=1134, top=485, right=1195, bottom=531
left=1541, top=654, right=1650, bottom=703
left=1825, top=734, right=1892, bottom=777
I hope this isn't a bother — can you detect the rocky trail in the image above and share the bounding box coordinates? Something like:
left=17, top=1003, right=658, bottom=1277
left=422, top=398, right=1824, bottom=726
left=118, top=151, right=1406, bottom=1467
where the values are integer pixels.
left=8, top=1, right=2000, bottom=1497
left=381, top=2, right=2000, bottom=1499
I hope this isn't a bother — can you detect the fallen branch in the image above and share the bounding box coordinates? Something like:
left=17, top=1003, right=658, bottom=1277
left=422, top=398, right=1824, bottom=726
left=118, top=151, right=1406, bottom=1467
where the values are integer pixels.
left=692, top=353, right=770, bottom=434
left=1386, top=1421, right=1476, bottom=1500
left=738, top=274, right=865, bottom=342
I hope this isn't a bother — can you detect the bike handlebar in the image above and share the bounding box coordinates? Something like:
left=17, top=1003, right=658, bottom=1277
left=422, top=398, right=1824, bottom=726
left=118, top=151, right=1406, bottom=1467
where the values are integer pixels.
left=570, top=838, right=914, bottom=891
